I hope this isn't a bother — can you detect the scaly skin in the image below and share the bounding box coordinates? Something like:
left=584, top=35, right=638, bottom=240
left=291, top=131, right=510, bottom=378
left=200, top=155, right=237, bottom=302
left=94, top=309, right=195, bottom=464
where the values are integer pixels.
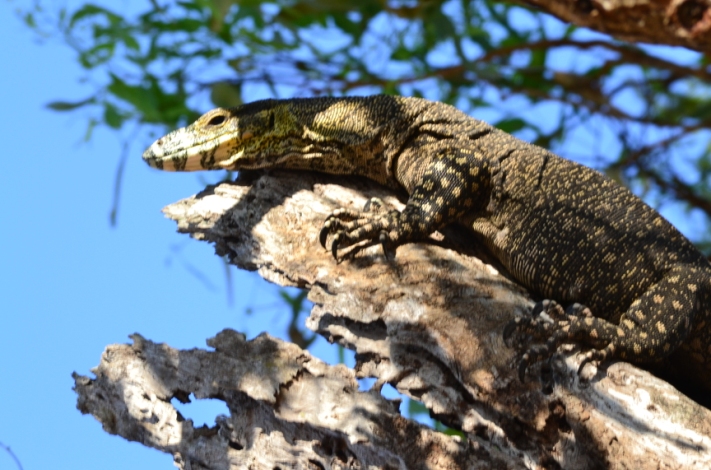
left=143, top=95, right=711, bottom=386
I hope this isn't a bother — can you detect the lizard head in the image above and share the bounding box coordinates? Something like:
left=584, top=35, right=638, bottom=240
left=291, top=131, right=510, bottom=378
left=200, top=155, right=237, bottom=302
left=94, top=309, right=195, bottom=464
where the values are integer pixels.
left=142, top=99, right=335, bottom=172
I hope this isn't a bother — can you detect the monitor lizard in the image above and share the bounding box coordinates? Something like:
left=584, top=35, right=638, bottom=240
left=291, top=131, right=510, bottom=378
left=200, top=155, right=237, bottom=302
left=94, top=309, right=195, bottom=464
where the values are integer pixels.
left=143, top=95, right=711, bottom=387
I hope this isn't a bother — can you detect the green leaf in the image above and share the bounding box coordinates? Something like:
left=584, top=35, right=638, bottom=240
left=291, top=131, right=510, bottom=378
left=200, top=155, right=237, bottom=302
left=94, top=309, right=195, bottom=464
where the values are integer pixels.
left=332, top=12, right=360, bottom=38
left=78, top=42, right=115, bottom=68
left=529, top=48, right=546, bottom=69
left=83, top=118, right=98, bottom=142
left=407, top=399, right=429, bottom=418
left=46, top=97, right=94, bottom=111
left=68, top=4, right=120, bottom=29
left=210, top=82, right=242, bottom=108
left=495, top=118, right=527, bottom=134
left=122, top=34, right=140, bottom=51
left=441, top=427, right=466, bottom=438
left=103, top=102, right=125, bottom=129
left=107, top=73, right=160, bottom=122
left=425, top=9, right=455, bottom=45
left=23, top=12, right=36, bottom=29
left=278, top=290, right=308, bottom=315
left=391, top=45, right=412, bottom=61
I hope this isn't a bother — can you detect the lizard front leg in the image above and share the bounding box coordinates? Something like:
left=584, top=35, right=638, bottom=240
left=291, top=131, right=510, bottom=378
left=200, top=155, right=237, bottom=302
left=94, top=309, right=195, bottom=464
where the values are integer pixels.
left=320, top=148, right=492, bottom=259
left=506, top=265, right=710, bottom=380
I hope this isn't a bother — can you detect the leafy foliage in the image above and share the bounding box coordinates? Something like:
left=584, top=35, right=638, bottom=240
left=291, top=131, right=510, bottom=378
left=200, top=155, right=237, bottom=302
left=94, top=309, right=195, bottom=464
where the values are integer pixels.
left=21, top=1, right=711, bottom=243
left=279, top=289, right=316, bottom=349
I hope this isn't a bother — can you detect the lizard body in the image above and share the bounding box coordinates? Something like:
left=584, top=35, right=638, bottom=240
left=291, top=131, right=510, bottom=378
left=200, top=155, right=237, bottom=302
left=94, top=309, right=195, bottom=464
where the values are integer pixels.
left=143, top=95, right=711, bottom=388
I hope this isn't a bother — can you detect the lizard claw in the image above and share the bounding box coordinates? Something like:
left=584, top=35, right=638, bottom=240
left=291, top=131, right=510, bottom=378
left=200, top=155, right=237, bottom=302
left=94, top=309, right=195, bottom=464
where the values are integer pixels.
left=331, top=234, right=342, bottom=261
left=502, top=317, right=523, bottom=345
left=319, top=223, right=331, bottom=249
left=518, top=353, right=530, bottom=381
left=515, top=344, right=553, bottom=382
left=530, top=300, right=547, bottom=317
left=576, top=343, right=615, bottom=375
left=379, top=232, right=396, bottom=260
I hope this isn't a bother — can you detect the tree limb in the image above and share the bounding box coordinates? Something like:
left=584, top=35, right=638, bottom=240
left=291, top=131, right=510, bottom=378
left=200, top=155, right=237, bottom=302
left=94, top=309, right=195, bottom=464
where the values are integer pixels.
left=74, top=171, right=711, bottom=469
left=515, top=0, right=711, bottom=52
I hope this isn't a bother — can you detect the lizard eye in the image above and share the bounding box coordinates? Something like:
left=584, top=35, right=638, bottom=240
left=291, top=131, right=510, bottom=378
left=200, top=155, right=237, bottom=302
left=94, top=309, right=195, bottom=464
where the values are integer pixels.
left=207, top=114, right=227, bottom=126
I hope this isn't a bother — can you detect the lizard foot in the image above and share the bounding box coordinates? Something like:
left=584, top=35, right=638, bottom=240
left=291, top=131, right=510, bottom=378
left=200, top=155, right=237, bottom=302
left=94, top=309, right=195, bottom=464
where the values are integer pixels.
left=504, top=300, right=599, bottom=381
left=319, top=199, right=405, bottom=260
left=504, top=300, right=561, bottom=381
left=503, top=300, right=565, bottom=348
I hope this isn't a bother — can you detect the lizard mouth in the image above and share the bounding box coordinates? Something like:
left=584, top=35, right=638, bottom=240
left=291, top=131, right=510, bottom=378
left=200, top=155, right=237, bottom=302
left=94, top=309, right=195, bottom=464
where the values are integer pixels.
left=142, top=132, right=239, bottom=171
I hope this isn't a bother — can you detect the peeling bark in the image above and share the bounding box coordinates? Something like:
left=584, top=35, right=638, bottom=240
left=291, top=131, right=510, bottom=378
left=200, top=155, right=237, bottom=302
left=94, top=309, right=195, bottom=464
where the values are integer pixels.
left=515, top=0, right=711, bottom=52
left=74, top=171, right=711, bottom=469
left=74, top=331, right=483, bottom=469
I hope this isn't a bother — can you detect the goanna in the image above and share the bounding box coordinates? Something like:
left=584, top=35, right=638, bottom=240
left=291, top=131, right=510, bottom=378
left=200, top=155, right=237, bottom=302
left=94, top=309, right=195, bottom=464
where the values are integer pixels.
left=143, top=95, right=711, bottom=386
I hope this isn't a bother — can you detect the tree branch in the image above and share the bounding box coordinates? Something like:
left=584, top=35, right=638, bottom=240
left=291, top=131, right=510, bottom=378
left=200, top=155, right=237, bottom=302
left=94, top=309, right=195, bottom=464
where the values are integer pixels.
left=515, top=0, right=711, bottom=52
left=74, top=171, right=711, bottom=469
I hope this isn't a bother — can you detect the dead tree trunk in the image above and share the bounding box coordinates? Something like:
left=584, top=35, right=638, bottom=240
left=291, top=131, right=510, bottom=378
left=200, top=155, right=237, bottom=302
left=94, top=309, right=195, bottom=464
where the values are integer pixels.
left=74, top=171, right=711, bottom=469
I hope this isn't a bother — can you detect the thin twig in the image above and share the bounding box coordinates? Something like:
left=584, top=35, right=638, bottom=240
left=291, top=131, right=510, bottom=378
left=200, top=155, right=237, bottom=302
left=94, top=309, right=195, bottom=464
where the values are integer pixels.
left=0, top=442, right=24, bottom=470
left=612, top=125, right=707, bottom=170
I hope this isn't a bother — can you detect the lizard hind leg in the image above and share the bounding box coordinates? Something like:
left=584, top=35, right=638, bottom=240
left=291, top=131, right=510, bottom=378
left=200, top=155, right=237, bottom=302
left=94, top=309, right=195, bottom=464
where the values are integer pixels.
left=509, top=265, right=707, bottom=381
left=504, top=300, right=594, bottom=381
left=509, top=307, right=633, bottom=382
left=609, top=266, right=705, bottom=364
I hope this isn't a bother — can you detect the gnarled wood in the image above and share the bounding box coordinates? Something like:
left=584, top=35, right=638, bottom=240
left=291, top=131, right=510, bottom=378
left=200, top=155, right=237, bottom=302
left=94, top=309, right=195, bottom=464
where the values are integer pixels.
left=74, top=172, right=711, bottom=469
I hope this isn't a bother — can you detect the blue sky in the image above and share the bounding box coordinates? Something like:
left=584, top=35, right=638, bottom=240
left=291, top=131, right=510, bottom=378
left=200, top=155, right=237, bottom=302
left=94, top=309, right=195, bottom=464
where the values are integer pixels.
left=0, top=4, right=347, bottom=469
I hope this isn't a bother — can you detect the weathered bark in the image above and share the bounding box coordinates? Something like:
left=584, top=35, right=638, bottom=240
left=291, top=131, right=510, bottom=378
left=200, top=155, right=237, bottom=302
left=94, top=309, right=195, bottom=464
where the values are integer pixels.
left=74, top=171, right=711, bottom=469
left=515, top=0, right=711, bottom=52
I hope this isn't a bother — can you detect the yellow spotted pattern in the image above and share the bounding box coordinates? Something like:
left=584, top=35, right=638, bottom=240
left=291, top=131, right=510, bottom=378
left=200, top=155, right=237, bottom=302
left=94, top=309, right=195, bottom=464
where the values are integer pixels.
left=142, top=94, right=711, bottom=381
